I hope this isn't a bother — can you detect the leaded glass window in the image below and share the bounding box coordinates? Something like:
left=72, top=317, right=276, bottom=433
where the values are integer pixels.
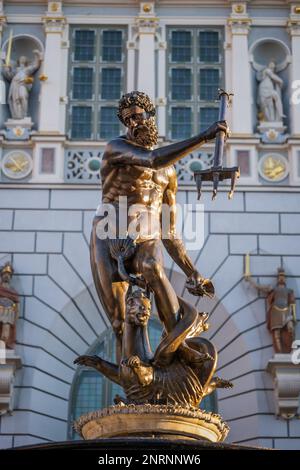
left=171, top=30, right=192, bottom=63
left=200, top=107, right=219, bottom=132
left=71, top=106, right=93, bottom=139
left=171, top=68, right=192, bottom=100
left=199, top=69, right=220, bottom=101
left=100, top=68, right=122, bottom=100
left=168, top=27, right=223, bottom=140
left=74, top=30, right=95, bottom=62
left=171, top=107, right=192, bottom=139
left=102, top=30, right=123, bottom=62
left=199, top=31, right=220, bottom=63
left=99, top=106, right=120, bottom=139
left=68, top=27, right=126, bottom=140
left=72, top=67, right=94, bottom=100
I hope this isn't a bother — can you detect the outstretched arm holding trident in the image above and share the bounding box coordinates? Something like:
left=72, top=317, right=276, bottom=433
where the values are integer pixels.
left=194, top=89, right=240, bottom=200
left=110, top=119, right=229, bottom=170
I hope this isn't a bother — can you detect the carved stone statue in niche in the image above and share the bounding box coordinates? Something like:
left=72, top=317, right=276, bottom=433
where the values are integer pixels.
left=2, top=50, right=42, bottom=120
left=257, top=60, right=285, bottom=122
left=245, top=268, right=296, bottom=353
left=0, top=263, right=19, bottom=349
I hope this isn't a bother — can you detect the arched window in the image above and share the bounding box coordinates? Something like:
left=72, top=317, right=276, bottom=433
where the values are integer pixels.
left=68, top=318, right=217, bottom=439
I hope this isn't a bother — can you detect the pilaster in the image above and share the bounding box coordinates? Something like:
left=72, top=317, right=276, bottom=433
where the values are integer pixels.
left=135, top=2, right=158, bottom=101
left=39, top=1, right=66, bottom=134
left=287, top=3, right=300, bottom=136
left=227, top=2, right=253, bottom=135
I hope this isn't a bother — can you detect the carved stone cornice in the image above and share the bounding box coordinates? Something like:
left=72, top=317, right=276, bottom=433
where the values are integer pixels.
left=227, top=17, right=252, bottom=35
left=42, top=0, right=66, bottom=34
left=227, top=0, right=251, bottom=35
left=42, top=15, right=66, bottom=35
left=135, top=1, right=158, bottom=35
left=135, top=15, right=159, bottom=35
left=287, top=19, right=300, bottom=37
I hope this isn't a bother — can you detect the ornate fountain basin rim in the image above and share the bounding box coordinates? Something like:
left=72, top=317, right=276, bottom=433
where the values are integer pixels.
left=74, top=404, right=229, bottom=443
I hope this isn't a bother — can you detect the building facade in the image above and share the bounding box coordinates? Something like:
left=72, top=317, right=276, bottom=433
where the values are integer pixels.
left=0, top=0, right=300, bottom=449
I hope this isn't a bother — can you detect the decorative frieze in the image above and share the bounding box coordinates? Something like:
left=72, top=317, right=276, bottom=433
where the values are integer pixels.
left=65, top=148, right=103, bottom=183
left=64, top=147, right=214, bottom=185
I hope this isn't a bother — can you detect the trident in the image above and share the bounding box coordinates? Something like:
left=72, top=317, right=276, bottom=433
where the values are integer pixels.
left=194, top=89, right=240, bottom=200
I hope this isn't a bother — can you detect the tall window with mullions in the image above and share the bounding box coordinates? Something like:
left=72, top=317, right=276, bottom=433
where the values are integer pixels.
left=167, top=27, right=224, bottom=140
left=68, top=27, right=126, bottom=141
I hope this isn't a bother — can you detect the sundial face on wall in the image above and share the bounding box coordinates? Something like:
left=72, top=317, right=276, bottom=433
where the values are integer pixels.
left=258, top=154, right=289, bottom=182
left=1, top=151, right=33, bottom=179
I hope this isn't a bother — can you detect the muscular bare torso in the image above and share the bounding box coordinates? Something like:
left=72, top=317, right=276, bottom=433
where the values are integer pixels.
left=99, top=136, right=176, bottom=242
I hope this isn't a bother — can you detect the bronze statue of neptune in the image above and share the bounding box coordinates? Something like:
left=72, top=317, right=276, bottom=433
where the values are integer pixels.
left=74, top=91, right=233, bottom=442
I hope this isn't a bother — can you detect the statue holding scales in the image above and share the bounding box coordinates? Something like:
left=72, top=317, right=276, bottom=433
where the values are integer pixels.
left=1, top=30, right=43, bottom=120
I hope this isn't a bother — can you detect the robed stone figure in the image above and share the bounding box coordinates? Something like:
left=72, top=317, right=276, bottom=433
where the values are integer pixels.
left=2, top=50, right=42, bottom=120
left=257, top=60, right=284, bottom=122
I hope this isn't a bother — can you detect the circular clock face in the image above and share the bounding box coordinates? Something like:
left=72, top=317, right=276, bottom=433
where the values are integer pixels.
left=258, top=154, right=289, bottom=182
left=2, top=151, right=33, bottom=179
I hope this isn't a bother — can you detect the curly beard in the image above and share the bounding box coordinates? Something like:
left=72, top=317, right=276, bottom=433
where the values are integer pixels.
left=132, top=117, right=158, bottom=149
